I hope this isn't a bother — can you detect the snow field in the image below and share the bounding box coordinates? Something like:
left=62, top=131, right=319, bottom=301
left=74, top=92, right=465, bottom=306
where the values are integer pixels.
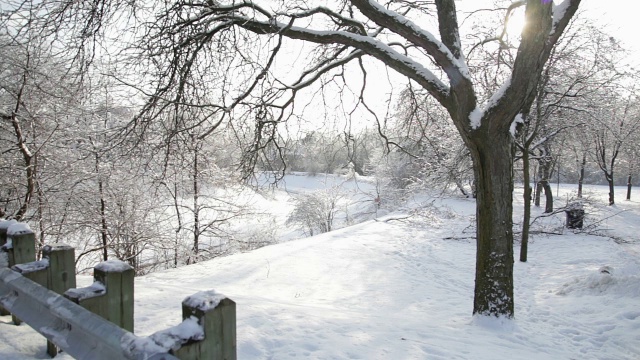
left=0, top=181, right=638, bottom=359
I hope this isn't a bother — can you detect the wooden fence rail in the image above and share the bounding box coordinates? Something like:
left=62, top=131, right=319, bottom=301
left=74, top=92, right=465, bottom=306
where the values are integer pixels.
left=0, top=219, right=236, bottom=359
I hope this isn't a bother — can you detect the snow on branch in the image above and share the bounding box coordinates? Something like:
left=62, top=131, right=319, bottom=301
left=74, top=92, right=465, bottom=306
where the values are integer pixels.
left=205, top=1, right=273, bottom=20
left=510, top=113, right=525, bottom=138
left=351, top=0, right=471, bottom=84
left=288, top=48, right=364, bottom=91
left=282, top=6, right=368, bottom=36
left=220, top=15, right=451, bottom=103
left=470, top=0, right=580, bottom=132
left=549, top=0, right=581, bottom=43
left=468, top=77, right=512, bottom=130
left=552, top=0, right=572, bottom=35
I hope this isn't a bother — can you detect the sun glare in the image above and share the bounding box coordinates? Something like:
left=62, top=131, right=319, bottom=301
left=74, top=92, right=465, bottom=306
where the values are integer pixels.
left=505, top=8, right=526, bottom=38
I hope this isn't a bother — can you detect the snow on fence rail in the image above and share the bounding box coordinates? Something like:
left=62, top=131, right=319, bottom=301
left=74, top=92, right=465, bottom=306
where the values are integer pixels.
left=0, top=219, right=236, bottom=359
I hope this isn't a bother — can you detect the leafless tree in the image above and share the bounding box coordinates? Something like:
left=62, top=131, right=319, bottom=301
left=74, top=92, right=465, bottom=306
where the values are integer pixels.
left=391, top=86, right=474, bottom=197
left=590, top=94, right=640, bottom=205
left=286, top=187, right=345, bottom=236
left=25, top=0, right=582, bottom=317
left=515, top=18, right=625, bottom=261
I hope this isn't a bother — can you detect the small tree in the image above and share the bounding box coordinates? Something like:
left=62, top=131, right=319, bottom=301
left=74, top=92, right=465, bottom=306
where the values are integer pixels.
left=286, top=188, right=344, bottom=236
left=590, top=95, right=640, bottom=205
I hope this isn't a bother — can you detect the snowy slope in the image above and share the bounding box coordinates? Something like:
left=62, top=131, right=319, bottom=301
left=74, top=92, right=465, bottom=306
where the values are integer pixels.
left=1, top=184, right=639, bottom=359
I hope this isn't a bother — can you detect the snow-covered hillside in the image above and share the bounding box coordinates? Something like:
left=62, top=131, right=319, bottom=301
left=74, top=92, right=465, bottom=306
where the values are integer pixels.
left=1, top=182, right=639, bottom=359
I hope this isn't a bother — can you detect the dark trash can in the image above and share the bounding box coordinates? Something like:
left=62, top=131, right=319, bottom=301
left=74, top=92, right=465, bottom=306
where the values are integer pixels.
left=565, top=209, right=585, bottom=229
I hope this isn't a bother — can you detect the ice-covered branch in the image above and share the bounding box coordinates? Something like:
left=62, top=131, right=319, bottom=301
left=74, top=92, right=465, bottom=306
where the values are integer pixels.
left=282, top=6, right=367, bottom=36
left=284, top=46, right=362, bottom=92
left=477, top=0, right=580, bottom=133
left=219, top=15, right=451, bottom=104
left=351, top=0, right=471, bottom=86
left=550, top=0, right=581, bottom=40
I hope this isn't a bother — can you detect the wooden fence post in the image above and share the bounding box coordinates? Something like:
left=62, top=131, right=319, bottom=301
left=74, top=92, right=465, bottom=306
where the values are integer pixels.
left=0, top=219, right=17, bottom=246
left=14, top=244, right=77, bottom=356
left=2, top=223, right=36, bottom=324
left=0, top=222, right=236, bottom=360
left=172, top=290, right=237, bottom=360
left=0, top=267, right=147, bottom=360
left=0, top=220, right=18, bottom=268
left=4, top=224, right=36, bottom=267
left=44, top=244, right=77, bottom=295
left=65, top=260, right=134, bottom=332
left=0, top=220, right=16, bottom=316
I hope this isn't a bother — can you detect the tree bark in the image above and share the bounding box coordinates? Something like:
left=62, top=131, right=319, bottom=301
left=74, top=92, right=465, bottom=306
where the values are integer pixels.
left=607, top=173, right=615, bottom=205
left=470, top=131, right=515, bottom=316
left=627, top=174, right=632, bottom=200
left=191, top=146, right=200, bottom=264
left=543, top=181, right=553, bottom=213
left=577, top=152, right=586, bottom=198
left=520, top=148, right=531, bottom=263
left=537, top=157, right=554, bottom=213
left=172, top=181, right=182, bottom=267
left=96, top=153, right=109, bottom=262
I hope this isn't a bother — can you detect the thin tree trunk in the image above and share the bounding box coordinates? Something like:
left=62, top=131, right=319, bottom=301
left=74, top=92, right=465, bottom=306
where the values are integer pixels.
left=97, top=153, right=108, bottom=261
left=456, top=179, right=470, bottom=198
left=538, top=157, right=554, bottom=213
left=471, top=131, right=514, bottom=317
left=607, top=173, right=615, bottom=205
left=10, top=67, right=34, bottom=221
left=34, top=142, right=46, bottom=250
left=98, top=180, right=109, bottom=261
left=173, top=181, right=181, bottom=267
left=192, top=147, right=200, bottom=264
left=520, top=149, right=531, bottom=263
left=543, top=182, right=553, bottom=213
left=577, top=152, right=586, bottom=198
left=91, top=99, right=110, bottom=262
left=626, top=174, right=631, bottom=200
left=37, top=182, right=46, bottom=250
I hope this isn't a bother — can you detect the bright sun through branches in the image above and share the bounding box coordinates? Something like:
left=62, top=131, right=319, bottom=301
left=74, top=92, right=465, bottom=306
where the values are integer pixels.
left=505, top=7, right=527, bottom=38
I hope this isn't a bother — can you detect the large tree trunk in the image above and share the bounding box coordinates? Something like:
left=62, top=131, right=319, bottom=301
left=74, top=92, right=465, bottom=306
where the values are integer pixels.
left=471, top=131, right=515, bottom=317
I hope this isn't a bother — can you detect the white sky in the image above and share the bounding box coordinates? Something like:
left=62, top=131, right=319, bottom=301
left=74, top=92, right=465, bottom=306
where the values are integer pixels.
left=582, top=0, right=640, bottom=65
left=454, top=0, right=640, bottom=63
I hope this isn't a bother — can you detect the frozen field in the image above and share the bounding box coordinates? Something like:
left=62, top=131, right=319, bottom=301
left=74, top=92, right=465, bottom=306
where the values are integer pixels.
left=0, top=181, right=639, bottom=359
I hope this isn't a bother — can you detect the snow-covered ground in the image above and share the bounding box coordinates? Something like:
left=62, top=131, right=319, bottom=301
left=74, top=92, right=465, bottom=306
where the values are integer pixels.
left=251, top=172, right=380, bottom=242
left=1, top=181, right=639, bottom=359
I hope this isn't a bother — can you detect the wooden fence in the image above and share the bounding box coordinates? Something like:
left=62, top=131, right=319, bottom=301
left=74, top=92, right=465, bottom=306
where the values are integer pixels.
left=0, top=219, right=236, bottom=359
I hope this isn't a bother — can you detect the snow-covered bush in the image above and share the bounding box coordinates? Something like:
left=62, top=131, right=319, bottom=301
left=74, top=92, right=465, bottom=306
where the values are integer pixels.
left=286, top=187, right=344, bottom=236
